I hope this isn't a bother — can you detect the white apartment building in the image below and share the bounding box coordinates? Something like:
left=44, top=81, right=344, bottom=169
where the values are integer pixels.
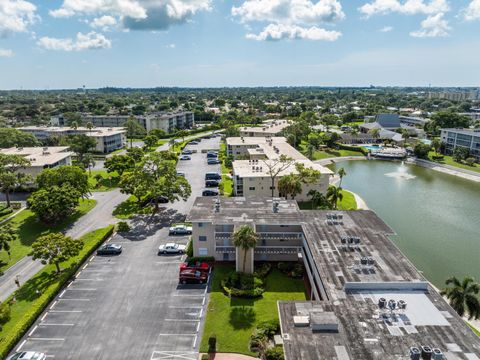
left=441, top=128, right=480, bottom=161
left=226, top=136, right=333, bottom=201
left=50, top=111, right=195, bottom=133
left=18, top=126, right=127, bottom=154
left=0, top=146, right=73, bottom=179
left=238, top=119, right=290, bottom=137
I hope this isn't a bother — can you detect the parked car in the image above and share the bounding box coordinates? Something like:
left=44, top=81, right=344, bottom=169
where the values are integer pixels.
left=177, top=172, right=186, bottom=177
left=189, top=141, right=199, bottom=145
left=97, top=244, right=122, bottom=255
left=179, top=155, right=191, bottom=160
left=205, top=172, right=222, bottom=180
left=207, top=158, right=221, bottom=165
left=205, top=180, right=220, bottom=187
left=7, top=352, right=46, bottom=360
left=182, top=149, right=193, bottom=155
left=179, top=261, right=210, bottom=273
left=158, top=242, right=186, bottom=255
left=169, top=224, right=193, bottom=235
left=179, top=269, right=208, bottom=284
left=206, top=152, right=218, bottom=158
left=202, top=189, right=219, bottom=196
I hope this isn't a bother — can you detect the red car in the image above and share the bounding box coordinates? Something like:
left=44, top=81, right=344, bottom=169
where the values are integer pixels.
left=179, top=261, right=210, bottom=273
left=179, top=269, right=208, bottom=284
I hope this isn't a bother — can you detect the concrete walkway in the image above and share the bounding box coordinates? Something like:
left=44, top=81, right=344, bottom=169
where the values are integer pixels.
left=314, top=155, right=367, bottom=167
left=0, top=189, right=127, bottom=302
left=351, top=191, right=369, bottom=210
left=407, top=158, right=480, bottom=183
left=199, top=354, right=258, bottom=360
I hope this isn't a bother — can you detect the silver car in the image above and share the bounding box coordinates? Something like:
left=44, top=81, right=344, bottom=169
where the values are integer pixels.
left=158, top=243, right=187, bottom=255
left=7, top=352, right=46, bottom=360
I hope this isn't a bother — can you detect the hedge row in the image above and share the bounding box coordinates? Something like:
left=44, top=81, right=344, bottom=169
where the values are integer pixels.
left=0, top=225, right=114, bottom=359
left=336, top=143, right=369, bottom=156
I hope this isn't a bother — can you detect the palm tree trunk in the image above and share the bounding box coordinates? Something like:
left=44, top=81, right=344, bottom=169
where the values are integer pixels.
left=243, top=249, right=247, bottom=273
left=270, top=177, right=275, bottom=197
left=5, top=190, right=11, bottom=208
left=55, top=262, right=61, bottom=273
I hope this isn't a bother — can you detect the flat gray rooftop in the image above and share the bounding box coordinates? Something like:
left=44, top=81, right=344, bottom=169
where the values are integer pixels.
left=188, top=197, right=480, bottom=359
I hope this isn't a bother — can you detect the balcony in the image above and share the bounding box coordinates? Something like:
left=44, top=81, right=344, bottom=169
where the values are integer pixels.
left=254, top=246, right=301, bottom=255
left=256, top=232, right=303, bottom=241
left=215, top=232, right=232, bottom=241
left=215, top=246, right=235, bottom=253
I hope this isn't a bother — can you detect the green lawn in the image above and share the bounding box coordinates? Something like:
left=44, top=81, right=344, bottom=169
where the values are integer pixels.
left=468, top=322, right=480, bottom=337
left=108, top=148, right=126, bottom=155
left=200, top=265, right=307, bottom=355
left=427, top=151, right=480, bottom=174
left=0, top=226, right=114, bottom=359
left=299, top=142, right=364, bottom=160
left=88, top=169, right=120, bottom=191
left=297, top=190, right=357, bottom=211
left=0, top=199, right=97, bottom=273
left=219, top=142, right=233, bottom=196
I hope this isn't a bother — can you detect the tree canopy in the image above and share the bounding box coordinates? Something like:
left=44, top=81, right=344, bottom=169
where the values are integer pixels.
left=36, top=166, right=90, bottom=198
left=0, top=154, right=31, bottom=207
left=28, top=185, right=81, bottom=224
left=0, top=128, right=39, bottom=148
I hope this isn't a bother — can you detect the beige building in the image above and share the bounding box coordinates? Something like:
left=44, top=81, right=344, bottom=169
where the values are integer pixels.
left=238, top=119, right=290, bottom=137
left=0, top=146, right=73, bottom=179
left=18, top=126, right=127, bottom=154
left=226, top=136, right=333, bottom=201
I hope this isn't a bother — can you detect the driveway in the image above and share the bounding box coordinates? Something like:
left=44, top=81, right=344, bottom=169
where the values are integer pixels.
left=12, top=137, right=221, bottom=359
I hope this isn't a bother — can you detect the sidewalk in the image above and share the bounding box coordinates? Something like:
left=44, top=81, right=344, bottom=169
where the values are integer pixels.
left=407, top=158, right=480, bottom=183
left=199, top=354, right=258, bottom=360
left=314, top=155, right=367, bottom=166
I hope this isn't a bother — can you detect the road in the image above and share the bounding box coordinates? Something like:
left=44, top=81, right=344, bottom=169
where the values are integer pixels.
left=0, top=190, right=128, bottom=303
left=12, top=136, right=221, bottom=359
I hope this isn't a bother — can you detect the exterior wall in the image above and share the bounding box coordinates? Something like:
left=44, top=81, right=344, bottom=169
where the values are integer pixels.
left=145, top=112, right=195, bottom=133
left=17, top=156, right=72, bottom=179
left=227, top=144, right=258, bottom=158
left=96, top=133, right=127, bottom=153
left=191, top=221, right=216, bottom=259
left=234, top=174, right=330, bottom=201
left=441, top=129, right=480, bottom=161
left=239, top=130, right=278, bottom=138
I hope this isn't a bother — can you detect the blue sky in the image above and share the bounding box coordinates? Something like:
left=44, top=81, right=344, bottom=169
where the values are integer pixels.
left=0, top=0, right=479, bottom=89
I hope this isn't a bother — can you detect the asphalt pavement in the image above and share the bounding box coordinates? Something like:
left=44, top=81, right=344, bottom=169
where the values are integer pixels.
left=11, top=136, right=221, bottom=359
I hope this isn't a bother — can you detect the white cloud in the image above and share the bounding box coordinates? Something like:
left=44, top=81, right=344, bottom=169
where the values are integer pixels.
left=165, top=43, right=176, bottom=48
left=50, top=0, right=211, bottom=30
left=359, top=0, right=449, bottom=17
left=232, top=0, right=345, bottom=24
left=89, top=15, right=117, bottom=30
left=246, top=23, right=341, bottom=41
left=232, top=0, right=344, bottom=41
left=463, top=0, right=480, bottom=21
left=0, top=48, right=14, bottom=57
left=380, top=25, right=393, bottom=32
left=37, top=31, right=112, bottom=51
left=410, top=12, right=450, bottom=37
left=0, top=0, right=38, bottom=37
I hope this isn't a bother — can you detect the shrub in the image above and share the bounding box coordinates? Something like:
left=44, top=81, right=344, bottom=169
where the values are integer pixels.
left=257, top=320, right=279, bottom=338
left=201, top=355, right=209, bottom=360
left=188, top=256, right=215, bottom=263
left=0, top=302, right=11, bottom=324
left=337, top=143, right=368, bottom=156
left=278, top=262, right=304, bottom=278
left=254, top=262, right=272, bottom=278
left=221, top=271, right=265, bottom=298
left=0, top=207, right=13, bottom=217
left=431, top=154, right=444, bottom=161
left=465, top=157, right=476, bottom=166
left=264, top=347, right=285, bottom=360
left=116, top=221, right=130, bottom=232
left=249, top=332, right=268, bottom=352
left=208, top=335, right=216, bottom=353
left=186, top=239, right=193, bottom=257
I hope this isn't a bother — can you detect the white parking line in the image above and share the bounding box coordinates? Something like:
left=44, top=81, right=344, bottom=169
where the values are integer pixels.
left=49, top=310, right=83, bottom=313
left=82, top=263, right=88, bottom=270
left=164, top=319, right=200, bottom=322
left=192, top=335, right=198, bottom=348
left=202, top=297, right=206, bottom=306
left=156, top=334, right=196, bottom=336
left=28, top=338, right=65, bottom=341
left=67, top=282, right=73, bottom=288
left=41, top=313, right=48, bottom=321
left=50, top=301, right=58, bottom=310
left=199, top=308, right=203, bottom=318
left=28, top=325, right=38, bottom=337
left=89, top=255, right=95, bottom=262
left=39, top=323, right=74, bottom=326
left=74, top=278, right=103, bottom=281
left=196, top=322, right=200, bottom=332
left=16, top=340, right=26, bottom=352
left=173, top=294, right=204, bottom=297
left=168, top=305, right=203, bottom=309
left=59, top=290, right=66, bottom=298
left=75, top=271, right=82, bottom=279
left=66, top=288, right=96, bottom=291
left=58, top=298, right=90, bottom=301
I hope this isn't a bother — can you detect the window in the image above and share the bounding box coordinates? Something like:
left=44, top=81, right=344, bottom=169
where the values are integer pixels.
left=249, top=187, right=255, bottom=191
left=199, top=235, right=207, bottom=242
left=223, top=253, right=229, bottom=261
left=198, top=222, right=203, bottom=228
left=199, top=248, right=208, bottom=256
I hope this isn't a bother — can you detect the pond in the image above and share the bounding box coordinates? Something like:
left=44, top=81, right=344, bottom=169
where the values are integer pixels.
left=330, top=160, right=480, bottom=288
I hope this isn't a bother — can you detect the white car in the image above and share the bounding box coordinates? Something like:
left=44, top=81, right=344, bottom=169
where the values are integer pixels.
left=158, top=243, right=187, bottom=255
left=7, top=352, right=46, bottom=360
left=169, top=224, right=193, bottom=235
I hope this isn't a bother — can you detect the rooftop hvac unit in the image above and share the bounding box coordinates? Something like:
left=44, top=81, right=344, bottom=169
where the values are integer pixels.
left=367, top=258, right=375, bottom=266
left=293, top=316, right=309, bottom=327
left=432, top=348, right=442, bottom=360
left=388, top=299, right=397, bottom=311
left=272, top=201, right=279, bottom=213
left=360, top=257, right=368, bottom=266
left=421, top=346, right=433, bottom=360
left=310, top=312, right=339, bottom=333
left=378, top=298, right=387, bottom=309
left=410, top=347, right=421, bottom=360
left=398, top=300, right=407, bottom=310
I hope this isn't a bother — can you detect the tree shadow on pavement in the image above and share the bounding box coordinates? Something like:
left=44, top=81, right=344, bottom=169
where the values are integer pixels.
left=123, top=208, right=186, bottom=241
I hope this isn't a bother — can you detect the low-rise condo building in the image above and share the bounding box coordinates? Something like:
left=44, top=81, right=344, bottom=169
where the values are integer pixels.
left=187, top=197, right=480, bottom=360
left=238, top=119, right=290, bottom=137
left=441, top=128, right=480, bottom=161
left=0, top=146, right=73, bottom=178
left=50, top=111, right=194, bottom=133
left=226, top=136, right=333, bottom=200
left=18, top=126, right=126, bottom=154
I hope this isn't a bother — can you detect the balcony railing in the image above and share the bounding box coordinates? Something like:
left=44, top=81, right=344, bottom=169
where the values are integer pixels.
left=256, top=232, right=303, bottom=241
left=214, top=245, right=301, bottom=255
left=215, top=232, right=232, bottom=240
left=215, top=246, right=235, bottom=253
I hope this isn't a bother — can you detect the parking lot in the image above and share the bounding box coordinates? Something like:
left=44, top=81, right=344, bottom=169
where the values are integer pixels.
left=13, top=136, right=221, bottom=359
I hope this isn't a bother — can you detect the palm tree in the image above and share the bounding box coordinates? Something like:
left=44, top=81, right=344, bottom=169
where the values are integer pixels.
left=169, top=137, right=176, bottom=150
left=307, top=189, right=327, bottom=210
left=306, top=144, right=315, bottom=160
left=369, top=128, right=380, bottom=143
left=337, top=167, right=346, bottom=188
left=86, top=121, right=94, bottom=135
left=70, top=121, right=78, bottom=131
left=441, top=276, right=480, bottom=320
left=0, top=224, right=17, bottom=260
left=400, top=129, right=409, bottom=147
left=83, top=153, right=95, bottom=175
left=326, top=185, right=343, bottom=210
left=278, top=174, right=302, bottom=200
left=232, top=225, right=258, bottom=274
left=432, top=138, right=442, bottom=156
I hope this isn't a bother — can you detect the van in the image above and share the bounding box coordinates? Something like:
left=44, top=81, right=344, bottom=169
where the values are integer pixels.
left=205, top=172, right=221, bottom=180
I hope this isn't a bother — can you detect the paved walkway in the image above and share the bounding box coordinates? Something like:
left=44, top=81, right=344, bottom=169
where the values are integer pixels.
left=407, top=158, right=480, bottom=183
left=199, top=354, right=258, bottom=360
left=0, top=189, right=127, bottom=302
left=314, top=155, right=367, bottom=166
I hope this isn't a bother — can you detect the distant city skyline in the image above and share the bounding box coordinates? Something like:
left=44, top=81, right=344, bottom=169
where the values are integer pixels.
left=0, top=0, right=479, bottom=89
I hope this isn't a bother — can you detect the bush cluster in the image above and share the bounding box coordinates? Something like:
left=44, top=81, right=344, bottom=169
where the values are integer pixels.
left=187, top=256, right=215, bottom=263
left=264, top=347, right=285, bottom=360
left=249, top=320, right=281, bottom=354
left=186, top=239, right=193, bottom=258
left=254, top=262, right=272, bottom=278
left=336, top=143, right=368, bottom=156
left=0, top=225, right=114, bottom=359
left=277, top=262, right=304, bottom=278
left=116, top=221, right=130, bottom=232
left=208, top=335, right=216, bottom=353
left=221, top=271, right=265, bottom=298
left=0, top=302, right=11, bottom=330
left=0, top=206, right=13, bottom=218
